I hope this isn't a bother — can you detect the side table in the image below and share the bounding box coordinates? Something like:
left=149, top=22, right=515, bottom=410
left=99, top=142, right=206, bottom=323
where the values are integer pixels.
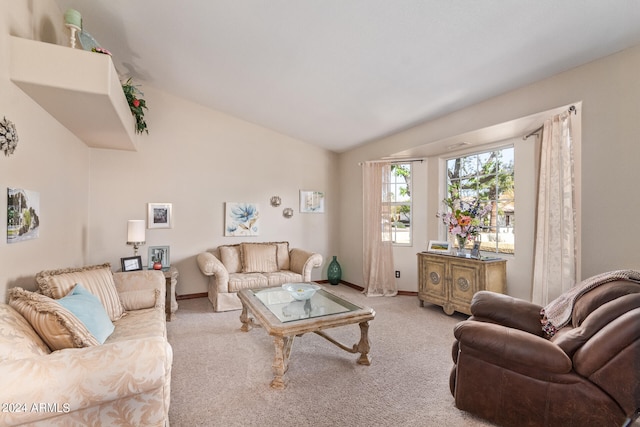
left=163, top=266, right=179, bottom=321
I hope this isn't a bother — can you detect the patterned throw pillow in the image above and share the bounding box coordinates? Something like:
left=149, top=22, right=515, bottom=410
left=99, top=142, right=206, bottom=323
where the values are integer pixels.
left=8, top=287, right=99, bottom=351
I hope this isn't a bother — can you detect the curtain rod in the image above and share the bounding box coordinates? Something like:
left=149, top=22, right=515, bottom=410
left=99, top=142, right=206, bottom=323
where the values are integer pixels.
left=523, top=105, right=577, bottom=140
left=358, top=158, right=424, bottom=166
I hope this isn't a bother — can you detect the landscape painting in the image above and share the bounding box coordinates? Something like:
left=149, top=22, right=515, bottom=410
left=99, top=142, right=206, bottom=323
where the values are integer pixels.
left=7, top=187, right=40, bottom=243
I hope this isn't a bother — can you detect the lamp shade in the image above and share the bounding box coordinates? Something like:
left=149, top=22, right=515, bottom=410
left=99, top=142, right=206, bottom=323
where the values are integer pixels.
left=127, top=220, right=146, bottom=243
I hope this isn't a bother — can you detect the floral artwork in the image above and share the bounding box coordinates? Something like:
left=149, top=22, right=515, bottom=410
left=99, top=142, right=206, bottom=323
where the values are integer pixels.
left=225, top=202, right=260, bottom=236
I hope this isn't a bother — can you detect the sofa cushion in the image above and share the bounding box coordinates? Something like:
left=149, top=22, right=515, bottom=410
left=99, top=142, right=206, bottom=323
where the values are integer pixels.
left=58, top=284, right=114, bottom=344
left=219, top=245, right=242, bottom=273
left=274, top=242, right=290, bottom=270
left=264, top=271, right=303, bottom=286
left=106, top=307, right=167, bottom=343
left=241, top=243, right=278, bottom=273
left=36, top=263, right=125, bottom=321
left=0, top=304, right=50, bottom=362
left=8, top=287, right=99, bottom=350
left=113, top=270, right=165, bottom=311
left=227, top=272, right=269, bottom=292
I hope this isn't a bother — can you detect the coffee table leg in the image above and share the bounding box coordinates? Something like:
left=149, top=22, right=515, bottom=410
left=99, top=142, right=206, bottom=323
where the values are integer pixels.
left=356, top=321, right=371, bottom=365
left=271, top=335, right=294, bottom=390
left=240, top=303, right=251, bottom=332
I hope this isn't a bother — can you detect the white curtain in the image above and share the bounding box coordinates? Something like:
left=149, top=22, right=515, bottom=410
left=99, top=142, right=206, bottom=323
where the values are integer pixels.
left=531, top=111, right=576, bottom=305
left=362, top=161, right=397, bottom=297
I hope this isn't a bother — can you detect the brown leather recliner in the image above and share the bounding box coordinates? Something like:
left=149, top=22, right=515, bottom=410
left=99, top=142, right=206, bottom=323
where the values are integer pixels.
left=450, top=280, right=640, bottom=427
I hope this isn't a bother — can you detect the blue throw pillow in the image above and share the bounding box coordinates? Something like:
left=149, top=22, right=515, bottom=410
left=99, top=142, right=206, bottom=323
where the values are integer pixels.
left=58, top=283, right=115, bottom=344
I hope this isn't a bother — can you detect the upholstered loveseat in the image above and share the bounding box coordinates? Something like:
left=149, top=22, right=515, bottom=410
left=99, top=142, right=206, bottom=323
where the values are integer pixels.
left=197, top=242, right=323, bottom=311
left=0, top=264, right=172, bottom=427
left=450, top=275, right=640, bottom=427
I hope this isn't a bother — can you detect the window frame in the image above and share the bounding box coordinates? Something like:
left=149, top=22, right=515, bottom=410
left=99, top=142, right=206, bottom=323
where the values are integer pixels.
left=385, top=162, right=413, bottom=246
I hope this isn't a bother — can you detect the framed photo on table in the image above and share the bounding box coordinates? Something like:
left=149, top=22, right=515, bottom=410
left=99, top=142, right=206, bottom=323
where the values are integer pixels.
left=427, top=240, right=450, bottom=254
left=121, top=256, right=143, bottom=272
left=148, top=245, right=170, bottom=269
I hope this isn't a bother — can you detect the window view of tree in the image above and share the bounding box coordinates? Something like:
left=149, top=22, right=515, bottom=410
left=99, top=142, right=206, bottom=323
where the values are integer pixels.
left=385, top=163, right=412, bottom=245
left=446, top=147, right=514, bottom=254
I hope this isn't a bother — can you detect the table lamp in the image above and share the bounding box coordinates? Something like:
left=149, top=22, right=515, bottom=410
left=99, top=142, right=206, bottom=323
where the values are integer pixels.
left=126, top=220, right=146, bottom=256
left=64, top=8, right=82, bottom=48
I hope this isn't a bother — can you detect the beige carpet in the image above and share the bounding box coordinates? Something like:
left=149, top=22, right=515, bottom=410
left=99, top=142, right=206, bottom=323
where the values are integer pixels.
left=166, top=284, right=495, bottom=427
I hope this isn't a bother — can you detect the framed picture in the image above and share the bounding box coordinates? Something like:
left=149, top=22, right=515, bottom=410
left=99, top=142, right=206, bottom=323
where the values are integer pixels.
left=427, top=240, right=450, bottom=253
left=299, top=190, right=325, bottom=213
left=148, top=246, right=170, bottom=269
left=225, top=202, right=260, bottom=236
left=7, top=188, right=41, bottom=244
left=121, top=256, right=143, bottom=272
left=471, top=241, right=481, bottom=258
left=148, top=203, right=172, bottom=229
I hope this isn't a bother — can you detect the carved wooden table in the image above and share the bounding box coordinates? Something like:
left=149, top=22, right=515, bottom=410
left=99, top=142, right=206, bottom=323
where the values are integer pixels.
left=238, top=285, right=375, bottom=390
left=163, top=266, right=178, bottom=321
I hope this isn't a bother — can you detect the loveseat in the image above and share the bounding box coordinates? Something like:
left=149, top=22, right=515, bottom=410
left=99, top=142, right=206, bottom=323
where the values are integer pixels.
left=450, top=277, right=640, bottom=427
left=0, top=263, right=172, bottom=427
left=197, top=242, right=323, bottom=311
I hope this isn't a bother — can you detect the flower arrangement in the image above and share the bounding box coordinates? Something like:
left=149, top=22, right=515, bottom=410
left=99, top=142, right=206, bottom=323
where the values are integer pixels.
left=121, top=78, right=148, bottom=134
left=437, top=198, right=491, bottom=247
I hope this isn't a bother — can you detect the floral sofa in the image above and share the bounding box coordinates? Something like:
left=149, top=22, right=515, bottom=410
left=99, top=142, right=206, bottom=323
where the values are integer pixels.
left=196, top=242, right=323, bottom=311
left=0, top=264, right=172, bottom=427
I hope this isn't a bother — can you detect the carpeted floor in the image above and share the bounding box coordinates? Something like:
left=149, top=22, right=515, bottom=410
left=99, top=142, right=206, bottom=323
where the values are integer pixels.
left=166, top=284, right=495, bottom=427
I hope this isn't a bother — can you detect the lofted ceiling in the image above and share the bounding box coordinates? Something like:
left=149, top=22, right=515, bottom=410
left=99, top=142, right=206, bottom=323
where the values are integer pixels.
left=53, top=1, right=640, bottom=153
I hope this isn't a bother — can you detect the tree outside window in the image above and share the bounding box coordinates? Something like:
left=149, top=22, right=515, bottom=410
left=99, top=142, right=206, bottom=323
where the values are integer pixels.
left=446, top=147, right=514, bottom=254
left=385, top=163, right=412, bottom=245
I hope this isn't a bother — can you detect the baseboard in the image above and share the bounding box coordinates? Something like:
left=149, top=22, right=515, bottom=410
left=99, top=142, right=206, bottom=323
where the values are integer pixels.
left=176, top=282, right=417, bottom=301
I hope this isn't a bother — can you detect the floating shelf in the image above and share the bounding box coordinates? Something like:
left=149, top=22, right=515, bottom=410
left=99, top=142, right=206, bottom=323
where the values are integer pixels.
left=9, top=36, right=138, bottom=151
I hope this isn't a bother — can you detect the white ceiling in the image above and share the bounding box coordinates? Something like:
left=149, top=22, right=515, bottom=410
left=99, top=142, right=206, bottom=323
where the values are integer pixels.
left=53, top=1, right=640, bottom=153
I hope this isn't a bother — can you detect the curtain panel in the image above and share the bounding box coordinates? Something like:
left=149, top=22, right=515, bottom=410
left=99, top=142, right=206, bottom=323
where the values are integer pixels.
left=362, top=162, right=397, bottom=297
left=531, top=111, right=576, bottom=305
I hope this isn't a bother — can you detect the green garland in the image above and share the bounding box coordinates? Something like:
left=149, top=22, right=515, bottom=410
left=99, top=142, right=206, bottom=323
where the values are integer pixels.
left=121, top=78, right=148, bottom=134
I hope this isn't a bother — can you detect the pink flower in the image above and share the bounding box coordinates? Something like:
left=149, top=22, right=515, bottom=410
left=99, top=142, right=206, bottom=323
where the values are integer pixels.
left=132, top=99, right=140, bottom=108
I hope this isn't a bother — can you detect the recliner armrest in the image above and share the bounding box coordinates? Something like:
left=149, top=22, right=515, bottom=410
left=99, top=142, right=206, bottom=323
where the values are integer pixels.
left=470, top=291, right=544, bottom=336
left=454, top=321, right=571, bottom=373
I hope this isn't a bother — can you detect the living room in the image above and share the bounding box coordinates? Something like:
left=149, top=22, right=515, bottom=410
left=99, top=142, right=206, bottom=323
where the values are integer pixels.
left=1, top=1, right=639, bottom=426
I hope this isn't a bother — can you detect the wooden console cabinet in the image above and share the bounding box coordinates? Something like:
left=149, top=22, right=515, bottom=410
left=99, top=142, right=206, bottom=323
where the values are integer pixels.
left=417, top=252, right=506, bottom=315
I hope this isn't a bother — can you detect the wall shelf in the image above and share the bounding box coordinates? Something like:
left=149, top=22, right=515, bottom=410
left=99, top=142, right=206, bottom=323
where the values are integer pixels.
left=9, top=36, right=138, bottom=151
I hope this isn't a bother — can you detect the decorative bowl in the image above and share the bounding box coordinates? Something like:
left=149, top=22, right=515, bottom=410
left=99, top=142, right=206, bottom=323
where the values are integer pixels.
left=282, top=283, right=321, bottom=301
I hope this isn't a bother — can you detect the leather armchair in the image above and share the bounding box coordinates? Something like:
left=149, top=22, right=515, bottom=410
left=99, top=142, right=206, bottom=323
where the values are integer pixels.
left=450, top=280, right=640, bottom=427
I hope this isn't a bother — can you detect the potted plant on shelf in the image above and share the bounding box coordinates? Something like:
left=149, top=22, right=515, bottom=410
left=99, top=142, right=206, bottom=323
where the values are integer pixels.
left=121, top=78, right=148, bottom=134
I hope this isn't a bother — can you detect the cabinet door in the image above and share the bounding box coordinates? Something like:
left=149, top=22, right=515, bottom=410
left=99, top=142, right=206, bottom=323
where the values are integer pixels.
left=449, top=261, right=478, bottom=312
left=419, top=257, right=448, bottom=306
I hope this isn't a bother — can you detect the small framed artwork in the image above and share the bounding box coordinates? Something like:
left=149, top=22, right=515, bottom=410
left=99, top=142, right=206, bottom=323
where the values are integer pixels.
left=225, top=202, right=260, bottom=236
left=470, top=241, right=482, bottom=258
left=148, top=203, right=173, bottom=229
left=427, top=240, right=450, bottom=253
left=299, top=190, right=325, bottom=213
left=121, top=256, right=143, bottom=272
left=148, top=246, right=170, bottom=269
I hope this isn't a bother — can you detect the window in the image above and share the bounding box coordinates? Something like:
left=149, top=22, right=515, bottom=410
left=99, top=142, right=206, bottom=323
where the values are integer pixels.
left=385, top=163, right=412, bottom=245
left=446, top=147, right=514, bottom=254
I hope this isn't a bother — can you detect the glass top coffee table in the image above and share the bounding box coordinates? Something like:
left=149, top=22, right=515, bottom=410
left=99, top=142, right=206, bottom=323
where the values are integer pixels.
left=238, top=284, right=375, bottom=389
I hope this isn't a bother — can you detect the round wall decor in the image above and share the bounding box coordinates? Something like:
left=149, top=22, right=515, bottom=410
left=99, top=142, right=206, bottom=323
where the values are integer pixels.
left=0, top=116, right=18, bottom=156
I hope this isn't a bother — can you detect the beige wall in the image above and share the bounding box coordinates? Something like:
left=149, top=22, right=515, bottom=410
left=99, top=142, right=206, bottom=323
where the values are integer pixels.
left=1, top=1, right=92, bottom=300
left=1, top=0, right=337, bottom=300
left=339, top=44, right=640, bottom=300
left=88, top=86, right=338, bottom=295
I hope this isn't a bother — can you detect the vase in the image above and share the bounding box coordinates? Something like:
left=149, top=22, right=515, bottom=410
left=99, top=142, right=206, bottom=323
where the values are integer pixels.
left=327, top=256, right=342, bottom=285
left=456, top=235, right=469, bottom=256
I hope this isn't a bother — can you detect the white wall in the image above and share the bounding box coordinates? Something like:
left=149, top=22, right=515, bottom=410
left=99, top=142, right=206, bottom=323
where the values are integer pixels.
left=338, top=45, right=640, bottom=300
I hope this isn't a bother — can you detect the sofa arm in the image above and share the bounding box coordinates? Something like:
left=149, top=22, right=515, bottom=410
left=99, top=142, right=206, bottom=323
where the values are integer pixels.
left=196, top=252, right=230, bottom=291
left=470, top=291, right=545, bottom=336
left=454, top=321, right=571, bottom=373
left=113, top=270, right=166, bottom=311
left=0, top=336, right=172, bottom=426
left=289, top=249, right=323, bottom=281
